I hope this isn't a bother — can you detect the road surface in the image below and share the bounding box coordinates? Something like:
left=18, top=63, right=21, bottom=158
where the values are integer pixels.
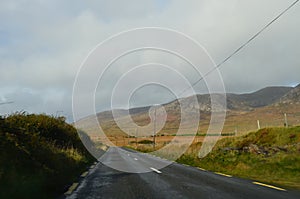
left=65, top=147, right=300, bottom=199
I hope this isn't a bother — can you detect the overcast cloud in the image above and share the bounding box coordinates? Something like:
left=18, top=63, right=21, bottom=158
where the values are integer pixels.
left=0, top=0, right=299, bottom=121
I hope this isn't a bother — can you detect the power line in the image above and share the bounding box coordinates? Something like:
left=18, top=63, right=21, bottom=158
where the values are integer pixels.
left=178, top=0, right=299, bottom=97
left=100, top=2, right=299, bottom=136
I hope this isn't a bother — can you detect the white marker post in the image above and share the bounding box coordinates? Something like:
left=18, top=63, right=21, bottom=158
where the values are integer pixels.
left=284, top=113, right=288, bottom=128
left=153, top=104, right=159, bottom=150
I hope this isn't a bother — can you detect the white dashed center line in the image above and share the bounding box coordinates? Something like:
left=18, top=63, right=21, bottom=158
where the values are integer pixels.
left=150, top=167, right=162, bottom=174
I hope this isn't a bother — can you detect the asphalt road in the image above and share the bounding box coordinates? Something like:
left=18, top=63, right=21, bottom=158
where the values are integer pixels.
left=66, top=147, right=300, bottom=199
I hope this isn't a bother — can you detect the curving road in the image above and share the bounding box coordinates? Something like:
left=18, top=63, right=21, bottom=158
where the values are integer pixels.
left=66, top=147, right=300, bottom=199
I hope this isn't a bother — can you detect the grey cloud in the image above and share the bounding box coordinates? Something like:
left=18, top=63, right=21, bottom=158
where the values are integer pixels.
left=0, top=0, right=299, bottom=121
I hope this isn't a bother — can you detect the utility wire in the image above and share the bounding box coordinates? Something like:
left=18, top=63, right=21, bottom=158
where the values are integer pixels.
left=178, top=0, right=299, bottom=97
left=103, top=1, right=299, bottom=134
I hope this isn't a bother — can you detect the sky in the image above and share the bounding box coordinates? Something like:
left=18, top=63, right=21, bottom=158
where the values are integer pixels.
left=0, top=0, right=299, bottom=122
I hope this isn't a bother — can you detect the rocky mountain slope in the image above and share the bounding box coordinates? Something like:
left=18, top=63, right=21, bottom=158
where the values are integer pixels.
left=276, top=84, right=300, bottom=105
left=76, top=85, right=300, bottom=138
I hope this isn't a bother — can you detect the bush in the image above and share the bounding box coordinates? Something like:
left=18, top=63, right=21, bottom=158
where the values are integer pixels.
left=0, top=113, right=96, bottom=198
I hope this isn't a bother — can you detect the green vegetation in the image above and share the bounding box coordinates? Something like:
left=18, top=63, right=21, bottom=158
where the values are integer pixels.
left=171, top=133, right=236, bottom=136
left=0, top=113, right=96, bottom=199
left=177, top=127, right=300, bottom=190
left=138, top=140, right=154, bottom=144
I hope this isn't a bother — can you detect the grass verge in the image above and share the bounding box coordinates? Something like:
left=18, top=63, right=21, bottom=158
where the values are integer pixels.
left=129, top=127, right=300, bottom=190
left=177, top=127, right=300, bottom=190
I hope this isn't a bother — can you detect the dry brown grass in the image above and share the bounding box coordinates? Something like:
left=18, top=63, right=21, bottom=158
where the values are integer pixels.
left=83, top=103, right=300, bottom=148
left=96, top=135, right=212, bottom=147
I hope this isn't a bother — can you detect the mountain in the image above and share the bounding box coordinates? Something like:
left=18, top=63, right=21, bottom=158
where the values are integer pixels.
left=131, top=86, right=293, bottom=113
left=157, top=86, right=293, bottom=113
left=277, top=84, right=300, bottom=105
left=76, top=85, right=299, bottom=139
left=226, top=86, right=292, bottom=110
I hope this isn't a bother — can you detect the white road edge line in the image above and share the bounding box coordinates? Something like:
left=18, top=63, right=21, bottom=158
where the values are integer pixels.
left=253, top=182, right=286, bottom=191
left=150, top=167, right=162, bottom=174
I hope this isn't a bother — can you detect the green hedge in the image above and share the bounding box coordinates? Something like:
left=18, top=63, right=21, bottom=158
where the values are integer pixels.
left=0, top=113, right=95, bottom=198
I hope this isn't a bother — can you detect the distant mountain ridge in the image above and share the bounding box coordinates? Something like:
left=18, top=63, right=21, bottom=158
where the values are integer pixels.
left=76, top=84, right=300, bottom=137
left=90, top=85, right=296, bottom=120
left=131, top=86, right=293, bottom=114
left=277, top=84, right=300, bottom=105
left=226, top=86, right=293, bottom=110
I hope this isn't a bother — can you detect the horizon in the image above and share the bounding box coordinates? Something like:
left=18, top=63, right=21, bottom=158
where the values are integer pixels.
left=1, top=83, right=298, bottom=123
left=79, top=83, right=298, bottom=121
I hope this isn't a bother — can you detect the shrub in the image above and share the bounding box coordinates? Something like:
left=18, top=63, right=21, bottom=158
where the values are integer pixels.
left=0, top=113, right=96, bottom=198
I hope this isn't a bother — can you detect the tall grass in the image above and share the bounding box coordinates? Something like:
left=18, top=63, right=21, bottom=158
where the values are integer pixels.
left=177, top=127, right=300, bottom=190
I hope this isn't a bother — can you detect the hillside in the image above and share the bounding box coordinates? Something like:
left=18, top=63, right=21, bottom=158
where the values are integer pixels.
left=0, top=113, right=96, bottom=199
left=277, top=84, right=300, bottom=105
left=227, top=86, right=292, bottom=110
left=76, top=85, right=300, bottom=142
